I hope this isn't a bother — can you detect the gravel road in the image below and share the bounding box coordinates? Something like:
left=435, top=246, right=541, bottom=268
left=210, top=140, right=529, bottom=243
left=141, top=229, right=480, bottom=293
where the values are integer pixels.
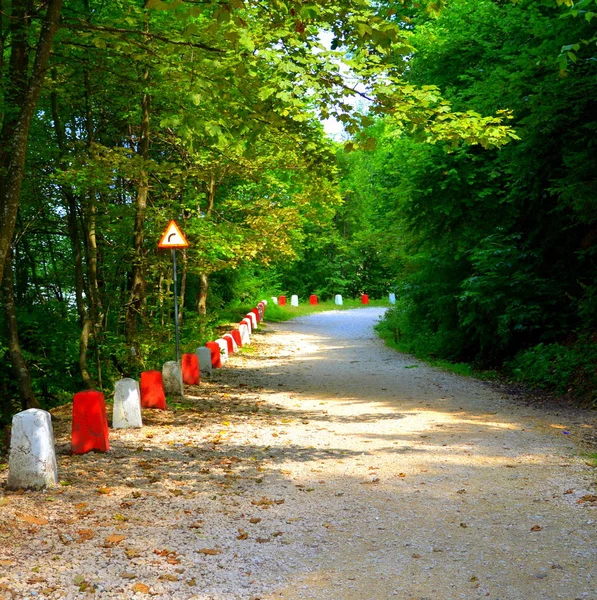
left=1, top=307, right=595, bottom=600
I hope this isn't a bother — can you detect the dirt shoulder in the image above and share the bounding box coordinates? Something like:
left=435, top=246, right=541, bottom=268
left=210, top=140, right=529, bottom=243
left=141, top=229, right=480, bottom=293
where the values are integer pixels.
left=0, top=308, right=595, bottom=600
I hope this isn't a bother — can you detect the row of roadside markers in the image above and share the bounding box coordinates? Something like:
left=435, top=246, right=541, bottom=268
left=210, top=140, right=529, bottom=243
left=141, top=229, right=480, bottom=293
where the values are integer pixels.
left=271, top=293, right=397, bottom=306
left=5, top=301, right=268, bottom=491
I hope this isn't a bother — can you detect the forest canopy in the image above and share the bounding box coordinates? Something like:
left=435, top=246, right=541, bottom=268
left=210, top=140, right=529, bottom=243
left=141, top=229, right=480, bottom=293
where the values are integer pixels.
left=0, top=0, right=595, bottom=424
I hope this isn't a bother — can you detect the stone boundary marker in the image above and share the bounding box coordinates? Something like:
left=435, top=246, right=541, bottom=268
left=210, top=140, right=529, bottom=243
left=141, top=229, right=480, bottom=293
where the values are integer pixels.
left=310, top=294, right=318, bottom=305
left=205, top=341, right=222, bottom=369
left=215, top=338, right=229, bottom=365
left=239, top=321, right=251, bottom=345
left=389, top=292, right=396, bottom=304
left=291, top=294, right=299, bottom=306
left=222, top=333, right=238, bottom=354
left=162, top=361, right=183, bottom=396
left=242, top=315, right=253, bottom=334
left=196, top=346, right=213, bottom=377
left=113, top=378, right=143, bottom=429
left=7, top=409, right=58, bottom=490
left=361, top=294, right=369, bottom=304
left=71, top=390, right=110, bottom=454
left=231, top=329, right=242, bottom=349
left=181, top=353, right=200, bottom=385
left=140, top=370, right=167, bottom=409
left=246, top=312, right=258, bottom=330
left=335, top=294, right=343, bottom=305
left=7, top=300, right=269, bottom=489
left=279, top=295, right=287, bottom=306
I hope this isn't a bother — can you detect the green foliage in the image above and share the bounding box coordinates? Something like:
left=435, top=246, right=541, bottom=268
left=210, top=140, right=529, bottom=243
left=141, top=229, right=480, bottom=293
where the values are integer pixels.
left=342, top=0, right=597, bottom=402
left=506, top=337, right=597, bottom=406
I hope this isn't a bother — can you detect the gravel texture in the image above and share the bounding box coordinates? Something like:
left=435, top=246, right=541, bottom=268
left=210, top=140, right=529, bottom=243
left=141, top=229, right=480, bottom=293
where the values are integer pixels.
left=0, top=307, right=595, bottom=600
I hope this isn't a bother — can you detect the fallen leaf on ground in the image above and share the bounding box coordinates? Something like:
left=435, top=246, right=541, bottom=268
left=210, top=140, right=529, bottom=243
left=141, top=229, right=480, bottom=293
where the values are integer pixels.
left=530, top=525, right=543, bottom=531
left=18, top=515, right=48, bottom=526
left=198, top=548, right=221, bottom=555
left=132, top=582, right=150, bottom=593
left=251, top=496, right=284, bottom=508
left=249, top=517, right=261, bottom=524
left=77, top=529, right=95, bottom=541
left=96, top=487, right=113, bottom=495
left=577, top=494, right=597, bottom=504
left=159, top=574, right=179, bottom=581
left=104, top=534, right=126, bottom=546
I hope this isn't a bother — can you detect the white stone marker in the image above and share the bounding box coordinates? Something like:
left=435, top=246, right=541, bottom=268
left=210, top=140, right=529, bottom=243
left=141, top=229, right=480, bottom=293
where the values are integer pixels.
left=215, top=338, right=229, bottom=365
left=222, top=333, right=238, bottom=353
left=247, top=312, right=258, bottom=330
left=162, top=361, right=183, bottom=396
left=196, top=347, right=213, bottom=377
left=113, top=378, right=142, bottom=429
left=7, top=409, right=58, bottom=490
left=291, top=295, right=299, bottom=307
left=239, top=322, right=251, bottom=345
left=271, top=296, right=278, bottom=305
left=334, top=294, right=343, bottom=306
left=242, top=316, right=253, bottom=334
left=389, top=293, right=396, bottom=304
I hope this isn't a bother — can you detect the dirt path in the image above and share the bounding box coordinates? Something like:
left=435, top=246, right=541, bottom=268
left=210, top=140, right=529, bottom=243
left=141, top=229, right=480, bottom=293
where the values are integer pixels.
left=1, top=307, right=595, bottom=600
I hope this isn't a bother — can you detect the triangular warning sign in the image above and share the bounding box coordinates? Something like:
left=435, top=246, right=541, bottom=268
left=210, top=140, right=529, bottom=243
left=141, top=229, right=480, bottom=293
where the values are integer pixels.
left=158, top=220, right=189, bottom=249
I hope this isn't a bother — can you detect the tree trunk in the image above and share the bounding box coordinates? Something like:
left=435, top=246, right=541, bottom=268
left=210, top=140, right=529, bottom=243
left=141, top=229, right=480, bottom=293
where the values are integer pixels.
left=196, top=171, right=216, bottom=314
left=1, top=250, right=40, bottom=410
left=197, top=273, right=208, bottom=315
left=83, top=68, right=104, bottom=389
left=125, top=71, right=151, bottom=363
left=50, top=83, right=95, bottom=389
left=0, top=0, right=63, bottom=287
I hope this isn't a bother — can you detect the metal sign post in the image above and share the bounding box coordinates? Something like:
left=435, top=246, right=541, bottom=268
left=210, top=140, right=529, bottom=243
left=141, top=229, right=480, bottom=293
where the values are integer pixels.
left=158, top=220, right=189, bottom=363
left=172, top=248, right=180, bottom=364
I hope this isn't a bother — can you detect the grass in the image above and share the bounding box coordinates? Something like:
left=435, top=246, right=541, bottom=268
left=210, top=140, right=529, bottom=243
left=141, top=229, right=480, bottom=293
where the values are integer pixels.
left=376, top=323, right=500, bottom=381
left=264, top=298, right=391, bottom=322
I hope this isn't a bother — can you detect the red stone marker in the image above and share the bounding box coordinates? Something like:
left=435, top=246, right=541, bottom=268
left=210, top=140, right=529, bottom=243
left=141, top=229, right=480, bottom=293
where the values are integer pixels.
left=251, top=307, right=261, bottom=322
left=181, top=353, right=200, bottom=385
left=223, top=335, right=235, bottom=355
left=205, top=341, right=222, bottom=368
left=71, top=390, right=109, bottom=454
left=309, top=295, right=318, bottom=305
left=361, top=294, right=369, bottom=304
left=279, top=295, right=287, bottom=306
left=231, top=329, right=243, bottom=348
left=140, top=370, right=167, bottom=409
